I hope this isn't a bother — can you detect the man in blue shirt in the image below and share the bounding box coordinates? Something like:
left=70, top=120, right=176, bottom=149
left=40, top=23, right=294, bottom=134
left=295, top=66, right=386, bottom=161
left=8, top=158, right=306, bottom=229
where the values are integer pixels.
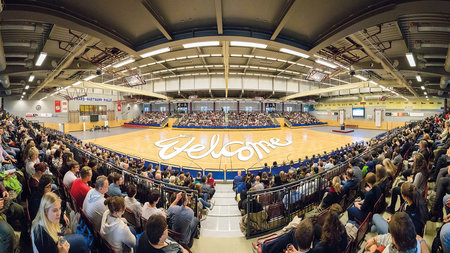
left=233, top=171, right=242, bottom=191
left=107, top=172, right=126, bottom=197
left=342, top=168, right=358, bottom=194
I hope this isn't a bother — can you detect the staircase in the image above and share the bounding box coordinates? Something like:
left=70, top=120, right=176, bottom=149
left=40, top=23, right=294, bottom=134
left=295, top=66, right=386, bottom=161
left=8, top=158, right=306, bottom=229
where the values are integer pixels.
left=200, top=184, right=244, bottom=238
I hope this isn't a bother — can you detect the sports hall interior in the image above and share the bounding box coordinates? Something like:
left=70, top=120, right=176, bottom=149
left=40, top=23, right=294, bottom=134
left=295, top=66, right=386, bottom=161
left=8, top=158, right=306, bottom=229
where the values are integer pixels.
left=0, top=1, right=449, bottom=253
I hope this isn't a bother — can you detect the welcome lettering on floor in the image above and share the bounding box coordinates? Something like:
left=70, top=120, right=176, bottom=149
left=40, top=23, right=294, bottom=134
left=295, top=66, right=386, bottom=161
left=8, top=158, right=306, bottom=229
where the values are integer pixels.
left=154, top=134, right=293, bottom=161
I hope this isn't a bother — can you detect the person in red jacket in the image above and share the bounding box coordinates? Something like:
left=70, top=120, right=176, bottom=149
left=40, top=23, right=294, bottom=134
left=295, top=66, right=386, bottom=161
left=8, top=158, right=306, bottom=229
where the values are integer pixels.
left=70, top=166, right=92, bottom=211
left=207, top=173, right=215, bottom=188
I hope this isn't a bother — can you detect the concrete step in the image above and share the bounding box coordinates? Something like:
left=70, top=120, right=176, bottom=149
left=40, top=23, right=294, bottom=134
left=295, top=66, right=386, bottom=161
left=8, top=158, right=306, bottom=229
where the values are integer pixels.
left=200, top=216, right=244, bottom=238
left=212, top=192, right=236, bottom=198
left=207, top=205, right=242, bottom=217
left=213, top=198, right=239, bottom=206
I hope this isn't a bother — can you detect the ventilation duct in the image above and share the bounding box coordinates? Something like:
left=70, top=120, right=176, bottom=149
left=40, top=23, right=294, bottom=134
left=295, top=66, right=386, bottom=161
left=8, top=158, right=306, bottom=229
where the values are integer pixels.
left=414, top=41, right=448, bottom=49
left=445, top=43, right=450, bottom=73
left=4, top=90, right=11, bottom=96
left=409, top=24, right=450, bottom=33
left=418, top=62, right=445, bottom=68
left=0, top=76, right=10, bottom=89
left=364, top=95, right=384, bottom=101
left=5, top=53, right=34, bottom=59
left=441, top=76, right=450, bottom=89
left=3, top=41, right=38, bottom=49
left=322, top=96, right=361, bottom=102
left=417, top=54, right=447, bottom=61
left=0, top=24, right=44, bottom=33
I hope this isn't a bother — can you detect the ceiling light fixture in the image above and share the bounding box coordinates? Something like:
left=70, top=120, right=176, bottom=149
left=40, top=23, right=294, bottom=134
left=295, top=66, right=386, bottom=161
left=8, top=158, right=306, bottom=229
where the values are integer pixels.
left=113, top=58, right=135, bottom=68
left=405, top=52, right=416, bottom=67
left=22, top=92, right=25, bottom=95
left=83, top=75, right=96, bottom=81
left=416, top=74, right=422, bottom=82
left=230, top=41, right=267, bottom=49
left=25, top=85, right=29, bottom=90
left=28, top=75, right=35, bottom=82
left=279, top=48, right=310, bottom=58
left=73, top=81, right=82, bottom=86
left=354, top=75, right=368, bottom=81
left=35, top=52, right=47, bottom=66
left=421, top=86, right=425, bottom=90
left=369, top=81, right=378, bottom=85
left=424, top=92, right=427, bottom=95
left=140, top=47, right=170, bottom=58
left=183, top=41, right=220, bottom=48
left=315, top=59, right=337, bottom=69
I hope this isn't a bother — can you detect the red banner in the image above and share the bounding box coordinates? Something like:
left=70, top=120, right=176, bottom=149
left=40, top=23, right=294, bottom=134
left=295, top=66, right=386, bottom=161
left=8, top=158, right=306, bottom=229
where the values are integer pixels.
left=55, top=100, right=61, bottom=113
left=117, top=102, right=121, bottom=112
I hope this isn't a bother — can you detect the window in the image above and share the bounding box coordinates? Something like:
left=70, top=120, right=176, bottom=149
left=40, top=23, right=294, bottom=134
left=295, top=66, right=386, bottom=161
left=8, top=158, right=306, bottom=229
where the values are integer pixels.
left=286, top=107, right=293, bottom=112
left=80, top=105, right=107, bottom=116
left=160, top=107, right=167, bottom=112
left=200, top=106, right=208, bottom=112
left=245, top=106, right=253, bottom=112
left=222, top=106, right=230, bottom=113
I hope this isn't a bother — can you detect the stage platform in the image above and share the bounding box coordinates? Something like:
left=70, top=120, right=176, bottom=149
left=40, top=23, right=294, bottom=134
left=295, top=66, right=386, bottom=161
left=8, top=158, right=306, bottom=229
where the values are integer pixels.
left=332, top=129, right=355, bottom=133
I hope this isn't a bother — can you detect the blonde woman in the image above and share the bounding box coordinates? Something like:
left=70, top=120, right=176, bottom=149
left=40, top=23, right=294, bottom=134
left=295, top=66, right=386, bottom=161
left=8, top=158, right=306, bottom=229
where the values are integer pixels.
left=31, top=192, right=88, bottom=253
left=382, top=158, right=396, bottom=179
left=320, top=176, right=343, bottom=209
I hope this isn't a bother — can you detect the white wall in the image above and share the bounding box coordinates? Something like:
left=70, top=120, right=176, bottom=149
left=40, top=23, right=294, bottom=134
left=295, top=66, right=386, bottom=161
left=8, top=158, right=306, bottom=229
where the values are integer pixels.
left=4, top=97, right=69, bottom=123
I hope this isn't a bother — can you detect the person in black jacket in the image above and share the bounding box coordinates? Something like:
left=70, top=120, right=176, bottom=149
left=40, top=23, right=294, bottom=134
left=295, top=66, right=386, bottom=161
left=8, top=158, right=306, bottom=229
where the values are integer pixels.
left=347, top=172, right=381, bottom=222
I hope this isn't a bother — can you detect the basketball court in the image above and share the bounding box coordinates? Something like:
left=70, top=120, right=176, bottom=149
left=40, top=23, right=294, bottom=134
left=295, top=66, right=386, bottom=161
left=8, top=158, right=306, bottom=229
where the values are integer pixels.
left=78, top=126, right=384, bottom=170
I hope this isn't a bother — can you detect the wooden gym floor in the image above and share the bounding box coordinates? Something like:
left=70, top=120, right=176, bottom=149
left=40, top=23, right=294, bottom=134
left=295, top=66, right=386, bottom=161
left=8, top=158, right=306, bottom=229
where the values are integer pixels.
left=82, top=126, right=385, bottom=170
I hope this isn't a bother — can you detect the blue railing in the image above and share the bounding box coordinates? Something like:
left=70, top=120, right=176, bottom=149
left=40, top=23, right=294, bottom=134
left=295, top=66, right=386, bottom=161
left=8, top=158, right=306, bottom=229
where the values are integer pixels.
left=290, top=122, right=327, bottom=127
left=123, top=122, right=163, bottom=127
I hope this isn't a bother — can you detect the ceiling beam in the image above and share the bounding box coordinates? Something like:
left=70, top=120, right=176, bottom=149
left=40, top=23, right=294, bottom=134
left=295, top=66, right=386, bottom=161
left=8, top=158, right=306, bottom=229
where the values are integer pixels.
left=48, top=80, right=171, bottom=100
left=140, top=0, right=172, bottom=41
left=214, top=0, right=223, bottom=35
left=1, top=2, right=136, bottom=55
left=29, top=37, right=99, bottom=98
left=271, top=0, right=297, bottom=41
left=223, top=41, right=230, bottom=97
left=349, top=33, right=418, bottom=97
left=281, top=81, right=368, bottom=101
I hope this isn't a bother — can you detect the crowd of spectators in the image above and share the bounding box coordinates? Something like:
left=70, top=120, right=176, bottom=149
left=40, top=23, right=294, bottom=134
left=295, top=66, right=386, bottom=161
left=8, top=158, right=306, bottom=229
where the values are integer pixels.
left=176, top=112, right=225, bottom=127
left=228, top=112, right=275, bottom=127
left=130, top=112, right=169, bottom=125
left=245, top=114, right=450, bottom=253
left=0, top=112, right=218, bottom=253
left=284, top=112, right=322, bottom=125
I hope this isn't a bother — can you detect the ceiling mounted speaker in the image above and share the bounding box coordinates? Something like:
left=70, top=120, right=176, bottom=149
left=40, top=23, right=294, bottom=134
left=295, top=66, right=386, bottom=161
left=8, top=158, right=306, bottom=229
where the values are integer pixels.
left=51, top=60, right=58, bottom=68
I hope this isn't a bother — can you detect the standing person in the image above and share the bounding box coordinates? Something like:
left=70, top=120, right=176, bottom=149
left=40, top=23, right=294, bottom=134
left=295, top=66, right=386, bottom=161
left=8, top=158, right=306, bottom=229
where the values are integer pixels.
left=233, top=171, right=242, bottom=191
left=31, top=192, right=89, bottom=253
left=100, top=196, right=136, bottom=253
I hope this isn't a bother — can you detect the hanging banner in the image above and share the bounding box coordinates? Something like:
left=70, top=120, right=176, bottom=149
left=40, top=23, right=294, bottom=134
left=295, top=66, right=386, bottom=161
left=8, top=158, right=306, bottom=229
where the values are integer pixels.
left=375, top=110, right=382, bottom=127
left=61, top=101, right=68, bottom=113
left=55, top=100, right=61, bottom=113
left=339, top=110, right=344, bottom=125
left=117, top=102, right=122, bottom=111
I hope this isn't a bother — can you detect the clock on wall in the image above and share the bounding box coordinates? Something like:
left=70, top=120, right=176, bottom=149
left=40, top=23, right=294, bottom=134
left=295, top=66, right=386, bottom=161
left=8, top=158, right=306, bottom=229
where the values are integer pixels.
left=36, top=105, right=41, bottom=111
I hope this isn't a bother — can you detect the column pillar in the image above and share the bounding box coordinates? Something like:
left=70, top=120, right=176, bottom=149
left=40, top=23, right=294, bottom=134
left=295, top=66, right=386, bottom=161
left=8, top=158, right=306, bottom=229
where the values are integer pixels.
left=150, top=104, right=152, bottom=112
left=168, top=103, right=171, bottom=112
left=282, top=103, right=284, bottom=113
left=237, top=101, right=239, bottom=113
left=213, top=101, right=216, bottom=112
left=261, top=102, right=263, bottom=113
left=190, top=102, right=193, bottom=113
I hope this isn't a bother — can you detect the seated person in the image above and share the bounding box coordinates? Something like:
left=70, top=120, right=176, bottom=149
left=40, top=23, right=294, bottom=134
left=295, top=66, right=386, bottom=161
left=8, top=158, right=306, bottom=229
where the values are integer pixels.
left=320, top=176, right=342, bottom=210
left=167, top=192, right=199, bottom=247
left=124, top=185, right=142, bottom=227
left=201, top=176, right=215, bottom=200
left=70, top=166, right=92, bottom=211
left=29, top=175, right=53, bottom=221
left=100, top=196, right=136, bottom=252
left=31, top=192, right=89, bottom=253
left=0, top=219, right=15, bottom=253
left=82, top=175, right=109, bottom=232
left=348, top=172, right=381, bottom=222
left=28, top=162, right=47, bottom=193
left=63, top=161, right=79, bottom=189
left=137, top=213, right=189, bottom=253
left=341, top=168, right=358, bottom=195
left=365, top=212, right=429, bottom=253
left=262, top=218, right=315, bottom=253
left=107, top=172, right=126, bottom=197
left=311, top=211, right=348, bottom=253
left=143, top=189, right=167, bottom=219
left=371, top=182, right=427, bottom=237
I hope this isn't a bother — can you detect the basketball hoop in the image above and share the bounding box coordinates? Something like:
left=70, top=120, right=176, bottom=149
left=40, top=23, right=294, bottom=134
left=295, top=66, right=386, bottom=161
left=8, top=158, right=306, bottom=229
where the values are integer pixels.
left=57, top=87, right=88, bottom=100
